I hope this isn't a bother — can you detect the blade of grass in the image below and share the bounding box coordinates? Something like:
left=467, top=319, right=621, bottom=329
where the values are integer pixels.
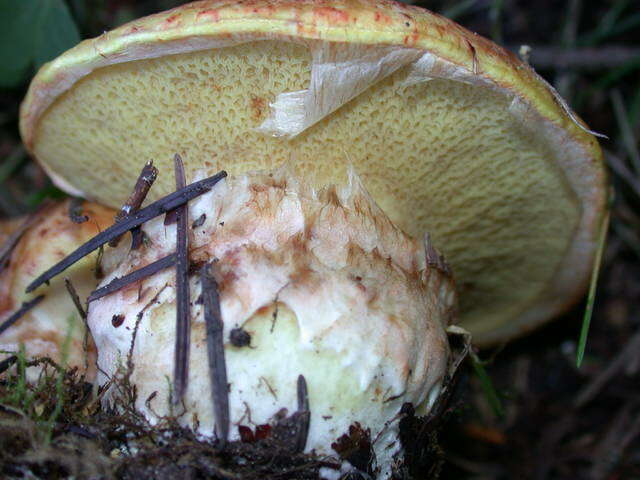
left=628, top=81, right=640, bottom=129
left=611, top=89, right=640, bottom=173
left=554, top=0, right=581, bottom=99
left=489, top=0, right=504, bottom=43
left=44, top=318, right=74, bottom=443
left=442, top=0, right=480, bottom=20
left=8, top=345, right=28, bottom=405
left=469, top=350, right=504, bottom=418
left=605, top=150, right=640, bottom=200
left=24, top=184, right=66, bottom=209
left=576, top=0, right=630, bottom=46
left=593, top=58, right=640, bottom=91
left=579, top=10, right=640, bottom=47
left=611, top=220, right=640, bottom=260
left=0, top=146, right=25, bottom=183
left=576, top=210, right=610, bottom=368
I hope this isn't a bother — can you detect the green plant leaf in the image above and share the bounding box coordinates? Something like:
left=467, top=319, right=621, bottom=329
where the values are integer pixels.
left=0, top=0, right=79, bottom=88
left=32, top=0, right=80, bottom=69
left=0, top=0, right=39, bottom=87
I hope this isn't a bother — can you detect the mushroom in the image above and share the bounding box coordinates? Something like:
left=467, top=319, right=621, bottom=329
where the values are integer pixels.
left=20, top=0, right=607, bottom=346
left=89, top=168, right=454, bottom=476
left=0, top=200, right=115, bottom=380
left=15, top=0, right=608, bottom=476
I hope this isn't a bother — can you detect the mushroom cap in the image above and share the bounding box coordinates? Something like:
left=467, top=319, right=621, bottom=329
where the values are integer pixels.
left=20, top=0, right=608, bottom=345
left=88, top=169, right=454, bottom=476
left=0, top=201, right=115, bottom=380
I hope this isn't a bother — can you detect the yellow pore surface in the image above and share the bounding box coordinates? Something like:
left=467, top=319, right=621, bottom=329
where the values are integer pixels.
left=33, top=41, right=578, bottom=338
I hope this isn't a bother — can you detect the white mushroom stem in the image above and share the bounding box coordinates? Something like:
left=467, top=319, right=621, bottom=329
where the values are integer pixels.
left=88, top=169, right=455, bottom=478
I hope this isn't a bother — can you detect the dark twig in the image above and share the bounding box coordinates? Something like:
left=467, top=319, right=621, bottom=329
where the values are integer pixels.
left=606, top=149, right=640, bottom=199
left=68, top=198, right=88, bottom=224
left=295, top=374, right=310, bottom=453
left=87, top=253, right=176, bottom=303
left=0, top=213, right=40, bottom=274
left=589, top=402, right=640, bottom=480
left=200, top=262, right=230, bottom=447
left=172, top=154, right=191, bottom=405
left=0, top=354, right=17, bottom=374
left=127, top=285, right=169, bottom=379
left=109, top=160, right=158, bottom=248
left=164, top=209, right=178, bottom=226
left=64, top=279, right=87, bottom=321
left=129, top=227, right=146, bottom=250
left=64, top=278, right=89, bottom=371
left=25, top=170, right=227, bottom=293
left=115, top=161, right=159, bottom=223
left=575, top=329, right=640, bottom=407
left=0, top=295, right=45, bottom=336
left=512, top=45, right=640, bottom=71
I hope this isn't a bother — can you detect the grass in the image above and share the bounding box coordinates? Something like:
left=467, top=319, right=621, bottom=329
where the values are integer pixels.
left=0, top=319, right=75, bottom=443
left=469, top=351, right=504, bottom=419
left=576, top=209, right=610, bottom=368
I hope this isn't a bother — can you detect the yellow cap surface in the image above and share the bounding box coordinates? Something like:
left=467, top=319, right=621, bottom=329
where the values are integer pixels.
left=20, top=0, right=608, bottom=345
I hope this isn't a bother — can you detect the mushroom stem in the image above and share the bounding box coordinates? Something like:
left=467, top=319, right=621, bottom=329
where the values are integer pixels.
left=88, top=169, right=454, bottom=478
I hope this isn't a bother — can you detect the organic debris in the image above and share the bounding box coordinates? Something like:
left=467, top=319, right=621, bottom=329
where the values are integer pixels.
left=0, top=353, right=449, bottom=479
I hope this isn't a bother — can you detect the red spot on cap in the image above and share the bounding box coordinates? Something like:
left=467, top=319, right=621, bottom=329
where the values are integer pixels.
left=374, top=11, right=392, bottom=24
left=158, top=13, right=181, bottom=30
left=197, top=9, right=220, bottom=22
left=314, top=6, right=349, bottom=24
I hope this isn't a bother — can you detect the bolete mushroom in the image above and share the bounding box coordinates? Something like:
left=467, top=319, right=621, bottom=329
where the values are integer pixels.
left=0, top=201, right=114, bottom=380
left=20, top=0, right=607, bottom=346
left=13, top=0, right=608, bottom=476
